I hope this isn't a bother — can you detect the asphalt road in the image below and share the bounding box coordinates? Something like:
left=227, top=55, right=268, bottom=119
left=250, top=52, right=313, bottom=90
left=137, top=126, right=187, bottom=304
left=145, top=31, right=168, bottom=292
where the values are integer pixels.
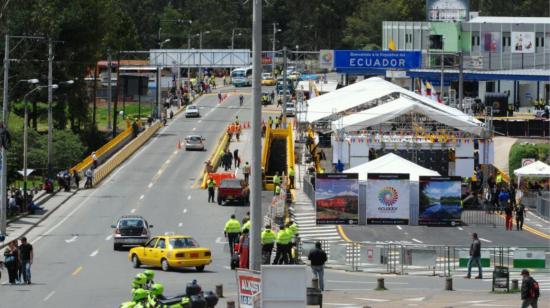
left=0, top=88, right=254, bottom=307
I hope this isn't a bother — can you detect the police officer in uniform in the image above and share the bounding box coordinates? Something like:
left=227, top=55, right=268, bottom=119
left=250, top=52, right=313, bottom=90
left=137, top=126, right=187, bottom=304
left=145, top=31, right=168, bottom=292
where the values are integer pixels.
left=207, top=177, right=216, bottom=203
left=224, top=214, right=241, bottom=256
left=261, top=225, right=276, bottom=264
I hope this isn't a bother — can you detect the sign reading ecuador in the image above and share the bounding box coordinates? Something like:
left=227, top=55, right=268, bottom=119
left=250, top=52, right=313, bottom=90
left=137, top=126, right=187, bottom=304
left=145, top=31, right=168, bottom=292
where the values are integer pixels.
left=332, top=50, right=422, bottom=71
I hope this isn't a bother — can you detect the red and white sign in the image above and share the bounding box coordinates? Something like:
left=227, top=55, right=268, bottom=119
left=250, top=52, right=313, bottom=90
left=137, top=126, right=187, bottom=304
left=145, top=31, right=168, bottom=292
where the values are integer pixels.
left=522, top=158, right=535, bottom=167
left=237, top=269, right=261, bottom=308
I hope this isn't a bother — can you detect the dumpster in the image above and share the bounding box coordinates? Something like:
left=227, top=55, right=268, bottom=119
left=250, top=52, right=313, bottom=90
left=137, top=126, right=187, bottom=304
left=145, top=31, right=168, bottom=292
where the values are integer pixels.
left=492, top=266, right=509, bottom=292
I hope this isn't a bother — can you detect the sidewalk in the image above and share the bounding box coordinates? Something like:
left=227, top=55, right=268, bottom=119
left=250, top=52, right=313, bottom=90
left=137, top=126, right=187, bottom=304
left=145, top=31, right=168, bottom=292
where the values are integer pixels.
left=308, top=289, right=527, bottom=308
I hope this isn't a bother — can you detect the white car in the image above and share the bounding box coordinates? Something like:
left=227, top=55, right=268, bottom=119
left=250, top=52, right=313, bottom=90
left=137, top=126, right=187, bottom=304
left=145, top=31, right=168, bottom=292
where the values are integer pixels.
left=185, top=135, right=206, bottom=151
left=285, top=102, right=296, bottom=117
left=185, top=105, right=200, bottom=118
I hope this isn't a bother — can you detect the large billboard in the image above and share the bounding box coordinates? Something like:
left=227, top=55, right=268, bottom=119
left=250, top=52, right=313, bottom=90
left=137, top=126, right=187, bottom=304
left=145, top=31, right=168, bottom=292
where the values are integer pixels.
left=427, top=0, right=469, bottom=21
left=419, top=176, right=462, bottom=226
left=315, top=173, right=359, bottom=225
left=332, top=50, right=422, bottom=71
left=511, top=32, right=535, bottom=53
left=237, top=269, right=261, bottom=308
left=366, top=173, right=410, bottom=225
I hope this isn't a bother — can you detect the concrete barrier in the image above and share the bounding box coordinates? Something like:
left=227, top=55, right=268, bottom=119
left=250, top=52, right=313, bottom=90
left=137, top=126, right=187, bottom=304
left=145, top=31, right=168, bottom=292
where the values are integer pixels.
left=200, top=133, right=230, bottom=189
left=93, top=122, right=162, bottom=186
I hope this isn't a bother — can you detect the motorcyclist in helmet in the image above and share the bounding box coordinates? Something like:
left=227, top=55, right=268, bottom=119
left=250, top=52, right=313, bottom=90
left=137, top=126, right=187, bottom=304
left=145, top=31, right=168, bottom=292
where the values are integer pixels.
left=148, top=283, right=190, bottom=308
left=131, top=273, right=147, bottom=291
left=143, top=270, right=155, bottom=289
left=120, top=288, right=149, bottom=308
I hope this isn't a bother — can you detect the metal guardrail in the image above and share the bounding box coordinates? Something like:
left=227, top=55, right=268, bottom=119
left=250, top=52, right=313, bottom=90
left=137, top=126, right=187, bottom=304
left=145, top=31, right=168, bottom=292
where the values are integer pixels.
left=523, top=191, right=550, bottom=220
left=298, top=239, right=549, bottom=276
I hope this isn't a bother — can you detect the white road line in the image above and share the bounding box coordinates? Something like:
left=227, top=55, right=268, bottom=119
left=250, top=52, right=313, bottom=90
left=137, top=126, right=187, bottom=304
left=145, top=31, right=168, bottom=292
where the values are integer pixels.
left=105, top=235, right=113, bottom=241
left=412, top=238, right=423, bottom=244
left=65, top=235, right=78, bottom=243
left=192, top=127, right=196, bottom=131
left=166, top=159, right=171, bottom=164
left=183, top=209, right=188, bottom=214
left=198, top=120, right=202, bottom=123
left=187, top=195, right=192, bottom=200
left=139, top=195, right=144, bottom=200
left=174, top=150, right=178, bottom=154
left=406, top=297, right=426, bottom=302
left=479, top=237, right=492, bottom=243
left=458, top=227, right=464, bottom=231
left=90, top=249, right=99, bottom=257
left=148, top=182, right=153, bottom=188
left=396, top=226, right=403, bottom=230
left=216, top=237, right=228, bottom=244
left=130, top=208, right=136, bottom=214
left=536, top=224, right=543, bottom=227
left=43, top=291, right=56, bottom=302
left=178, top=222, right=183, bottom=227
left=157, top=170, right=163, bottom=175
left=354, top=298, right=389, bottom=302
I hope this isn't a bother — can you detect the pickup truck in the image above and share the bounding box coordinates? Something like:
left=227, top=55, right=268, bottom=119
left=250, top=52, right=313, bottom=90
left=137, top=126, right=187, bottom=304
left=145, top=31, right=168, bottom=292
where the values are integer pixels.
left=217, top=179, right=249, bottom=205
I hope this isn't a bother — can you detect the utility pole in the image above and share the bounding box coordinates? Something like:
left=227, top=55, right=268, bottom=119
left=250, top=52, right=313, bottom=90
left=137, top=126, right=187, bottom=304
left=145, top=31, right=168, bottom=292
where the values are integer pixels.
left=250, top=0, right=262, bottom=271
left=107, top=48, right=112, bottom=129
left=282, top=46, right=288, bottom=124
left=231, top=28, right=236, bottom=50
left=272, top=23, right=277, bottom=73
left=1, top=34, right=9, bottom=235
left=458, top=51, right=464, bottom=111
left=47, top=39, right=53, bottom=179
left=440, top=53, right=444, bottom=100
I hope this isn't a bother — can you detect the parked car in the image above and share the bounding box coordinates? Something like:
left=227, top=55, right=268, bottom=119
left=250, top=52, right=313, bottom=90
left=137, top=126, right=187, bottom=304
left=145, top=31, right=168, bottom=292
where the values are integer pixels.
left=285, top=102, right=296, bottom=117
left=185, top=135, right=206, bottom=151
left=184, top=105, right=200, bottom=118
left=112, top=215, right=153, bottom=250
left=217, top=179, right=248, bottom=205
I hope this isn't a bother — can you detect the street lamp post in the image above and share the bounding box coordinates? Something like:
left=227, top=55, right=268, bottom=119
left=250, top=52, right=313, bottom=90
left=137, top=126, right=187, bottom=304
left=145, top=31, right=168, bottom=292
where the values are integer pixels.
left=231, top=29, right=243, bottom=50
left=272, top=24, right=281, bottom=73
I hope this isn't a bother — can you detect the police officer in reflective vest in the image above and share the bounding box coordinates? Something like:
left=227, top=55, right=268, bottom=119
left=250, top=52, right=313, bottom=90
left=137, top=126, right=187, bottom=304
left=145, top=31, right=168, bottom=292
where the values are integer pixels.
left=288, top=167, right=296, bottom=189
left=207, top=177, right=216, bottom=203
left=272, top=172, right=281, bottom=194
left=273, top=225, right=292, bottom=264
left=224, top=214, right=241, bottom=256
left=261, top=225, right=276, bottom=264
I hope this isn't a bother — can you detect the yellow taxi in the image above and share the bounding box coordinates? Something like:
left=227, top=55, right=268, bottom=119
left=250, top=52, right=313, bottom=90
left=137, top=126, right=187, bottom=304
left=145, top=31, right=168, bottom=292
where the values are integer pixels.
left=261, top=73, right=276, bottom=86
left=128, top=235, right=212, bottom=272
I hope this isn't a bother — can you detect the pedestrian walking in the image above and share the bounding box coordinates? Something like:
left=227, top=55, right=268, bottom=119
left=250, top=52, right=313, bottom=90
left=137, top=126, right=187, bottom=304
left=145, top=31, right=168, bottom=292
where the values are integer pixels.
left=520, top=269, right=540, bottom=308
left=18, top=237, right=32, bottom=284
left=92, top=151, right=98, bottom=169
left=308, top=241, right=328, bottom=291
left=207, top=177, right=216, bottom=203
left=238, top=228, right=250, bottom=269
left=274, top=116, right=280, bottom=128
left=243, top=162, right=251, bottom=184
left=516, top=201, right=526, bottom=231
left=63, top=169, right=71, bottom=192
left=267, top=116, right=273, bottom=129
left=465, top=232, right=482, bottom=279
left=218, top=91, right=222, bottom=103
left=261, top=225, right=276, bottom=265
left=235, top=123, right=241, bottom=142
left=73, top=169, right=80, bottom=189
left=498, top=187, right=510, bottom=213
left=224, top=215, right=241, bottom=257
left=504, top=202, right=514, bottom=230
left=84, top=168, right=93, bottom=189
left=3, top=240, right=19, bottom=284
left=233, top=149, right=240, bottom=169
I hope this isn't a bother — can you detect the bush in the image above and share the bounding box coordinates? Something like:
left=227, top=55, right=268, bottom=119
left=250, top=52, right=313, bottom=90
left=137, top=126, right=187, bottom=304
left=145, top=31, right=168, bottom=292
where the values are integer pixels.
left=509, top=142, right=550, bottom=176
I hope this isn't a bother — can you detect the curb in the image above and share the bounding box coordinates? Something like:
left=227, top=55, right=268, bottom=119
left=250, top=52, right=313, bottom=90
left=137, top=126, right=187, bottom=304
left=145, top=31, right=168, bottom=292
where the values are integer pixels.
left=0, top=190, right=77, bottom=249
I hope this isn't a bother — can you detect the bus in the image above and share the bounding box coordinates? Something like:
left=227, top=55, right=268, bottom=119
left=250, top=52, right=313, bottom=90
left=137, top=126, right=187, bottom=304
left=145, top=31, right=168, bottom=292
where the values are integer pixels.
left=231, top=66, right=253, bottom=87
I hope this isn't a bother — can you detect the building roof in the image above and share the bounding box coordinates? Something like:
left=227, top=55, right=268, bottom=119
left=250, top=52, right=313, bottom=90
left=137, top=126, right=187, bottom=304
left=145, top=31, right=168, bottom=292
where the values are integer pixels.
left=344, top=153, right=440, bottom=181
left=408, top=69, right=550, bottom=82
left=468, top=16, right=550, bottom=25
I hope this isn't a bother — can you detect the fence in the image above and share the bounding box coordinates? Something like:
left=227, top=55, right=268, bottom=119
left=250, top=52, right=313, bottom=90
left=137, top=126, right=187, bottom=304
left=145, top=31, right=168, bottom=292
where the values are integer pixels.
left=298, top=239, right=549, bottom=277
left=523, top=190, right=550, bottom=220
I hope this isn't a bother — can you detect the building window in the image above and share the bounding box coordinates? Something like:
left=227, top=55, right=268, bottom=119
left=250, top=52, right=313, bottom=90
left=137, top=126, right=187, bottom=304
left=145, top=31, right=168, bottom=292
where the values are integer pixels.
left=430, top=35, right=443, bottom=49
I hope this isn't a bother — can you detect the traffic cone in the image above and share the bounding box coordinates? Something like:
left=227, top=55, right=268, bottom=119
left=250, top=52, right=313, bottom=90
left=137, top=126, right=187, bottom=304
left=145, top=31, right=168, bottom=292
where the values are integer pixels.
left=177, top=139, right=181, bottom=150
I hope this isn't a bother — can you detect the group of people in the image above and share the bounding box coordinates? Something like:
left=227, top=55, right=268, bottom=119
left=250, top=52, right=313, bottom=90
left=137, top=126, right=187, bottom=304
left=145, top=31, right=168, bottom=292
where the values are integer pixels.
left=2, top=237, right=33, bottom=284
left=220, top=148, right=241, bottom=172
left=226, top=118, right=242, bottom=142
left=6, top=188, right=37, bottom=218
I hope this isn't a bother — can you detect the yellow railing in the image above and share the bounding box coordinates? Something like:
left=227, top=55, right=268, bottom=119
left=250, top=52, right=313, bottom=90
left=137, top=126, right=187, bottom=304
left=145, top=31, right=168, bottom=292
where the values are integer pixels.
left=200, top=132, right=230, bottom=189
left=263, top=121, right=295, bottom=191
left=73, top=127, right=133, bottom=173
left=93, top=122, right=162, bottom=186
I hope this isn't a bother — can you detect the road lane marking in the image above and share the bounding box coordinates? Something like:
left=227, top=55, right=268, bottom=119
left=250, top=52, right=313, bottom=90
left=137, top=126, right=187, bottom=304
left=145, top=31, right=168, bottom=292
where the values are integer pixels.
left=90, top=249, right=99, bottom=257
left=130, top=208, right=136, bottom=214
left=479, top=237, right=492, bottom=243
left=72, top=266, right=83, bottom=276
left=192, top=127, right=196, bottom=131
left=148, top=182, right=153, bottom=188
left=412, top=238, right=423, bottom=244
left=187, top=195, right=191, bottom=200
left=198, top=120, right=202, bottom=123
left=354, top=298, right=389, bottom=302
left=183, top=209, right=188, bottom=214
left=174, top=150, right=178, bottom=154
left=140, top=195, right=144, bottom=200
left=178, top=222, right=183, bottom=227
left=406, top=297, right=426, bottom=301
left=65, top=235, right=78, bottom=243
left=166, top=159, right=171, bottom=164
left=458, top=227, right=464, bottom=231
left=396, top=226, right=402, bottom=230
left=43, top=291, right=56, bottom=302
left=105, top=235, right=113, bottom=241
left=216, top=237, right=228, bottom=244
left=157, top=170, right=163, bottom=175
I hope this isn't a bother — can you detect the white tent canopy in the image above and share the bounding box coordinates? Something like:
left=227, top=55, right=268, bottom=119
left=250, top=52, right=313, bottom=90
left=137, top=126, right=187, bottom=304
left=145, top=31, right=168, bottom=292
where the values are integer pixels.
left=306, top=77, right=484, bottom=136
left=343, top=153, right=440, bottom=181
left=513, top=161, right=550, bottom=177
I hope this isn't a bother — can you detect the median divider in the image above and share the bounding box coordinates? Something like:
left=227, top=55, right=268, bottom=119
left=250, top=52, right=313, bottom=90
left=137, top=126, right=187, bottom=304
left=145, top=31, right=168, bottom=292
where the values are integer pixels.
left=200, top=132, right=230, bottom=189
left=93, top=121, right=162, bottom=186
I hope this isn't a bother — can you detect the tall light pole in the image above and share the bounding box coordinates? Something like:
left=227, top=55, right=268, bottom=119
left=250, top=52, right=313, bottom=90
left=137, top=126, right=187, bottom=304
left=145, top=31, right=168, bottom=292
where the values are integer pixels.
left=231, top=29, right=243, bottom=50
left=47, top=39, right=53, bottom=180
left=23, top=83, right=55, bottom=210
left=272, top=23, right=281, bottom=73
left=159, top=38, right=171, bottom=49
left=250, top=0, right=262, bottom=271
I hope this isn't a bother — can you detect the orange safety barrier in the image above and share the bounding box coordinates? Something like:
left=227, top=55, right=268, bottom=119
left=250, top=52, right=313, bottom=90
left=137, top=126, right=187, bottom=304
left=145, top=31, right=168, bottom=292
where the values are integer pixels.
left=207, top=172, right=236, bottom=185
